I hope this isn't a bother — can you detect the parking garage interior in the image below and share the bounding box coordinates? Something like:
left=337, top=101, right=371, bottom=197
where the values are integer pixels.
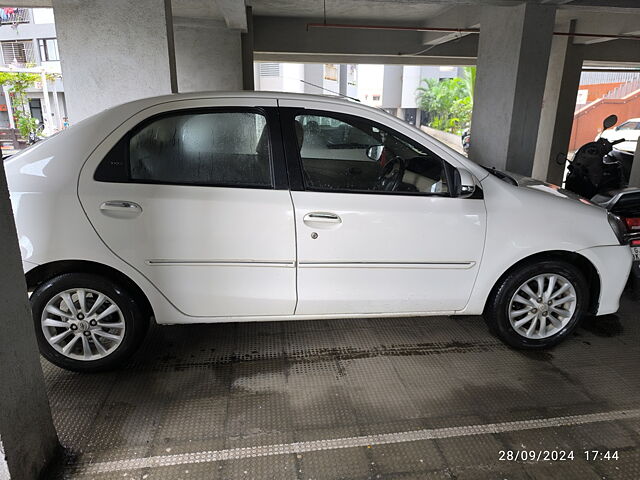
left=1, top=0, right=640, bottom=479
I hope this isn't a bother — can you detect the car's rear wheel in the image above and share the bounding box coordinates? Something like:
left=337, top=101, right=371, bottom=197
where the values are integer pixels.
left=31, top=273, right=148, bottom=372
left=485, top=260, right=588, bottom=349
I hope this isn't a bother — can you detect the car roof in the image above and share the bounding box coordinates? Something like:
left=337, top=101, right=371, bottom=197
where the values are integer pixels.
left=117, top=90, right=360, bottom=109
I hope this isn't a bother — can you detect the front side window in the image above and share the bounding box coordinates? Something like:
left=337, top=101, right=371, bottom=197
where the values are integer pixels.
left=294, top=113, right=449, bottom=195
left=128, top=111, right=272, bottom=188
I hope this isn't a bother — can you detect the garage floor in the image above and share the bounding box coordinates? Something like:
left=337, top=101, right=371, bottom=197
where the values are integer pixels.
left=46, top=291, right=640, bottom=480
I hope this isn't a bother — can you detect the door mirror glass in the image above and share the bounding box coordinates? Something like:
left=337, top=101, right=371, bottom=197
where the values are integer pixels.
left=455, top=168, right=476, bottom=198
left=603, top=114, right=617, bottom=131
left=366, top=145, right=384, bottom=162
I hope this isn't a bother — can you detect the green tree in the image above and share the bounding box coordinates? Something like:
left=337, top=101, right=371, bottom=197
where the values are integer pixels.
left=462, top=66, right=476, bottom=102
left=0, top=72, right=41, bottom=137
left=416, top=67, right=476, bottom=134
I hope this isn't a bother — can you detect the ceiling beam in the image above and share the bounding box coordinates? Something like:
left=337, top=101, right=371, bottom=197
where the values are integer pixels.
left=215, top=0, right=247, bottom=31
left=419, top=5, right=481, bottom=46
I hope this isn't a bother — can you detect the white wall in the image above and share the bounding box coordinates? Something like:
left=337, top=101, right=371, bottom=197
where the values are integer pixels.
left=31, top=8, right=54, bottom=24
left=357, top=64, right=383, bottom=106
left=282, top=63, right=304, bottom=93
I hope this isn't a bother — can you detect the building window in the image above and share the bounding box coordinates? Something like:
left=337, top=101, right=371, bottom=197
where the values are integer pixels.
left=1, top=41, right=34, bottom=65
left=38, top=38, right=59, bottom=61
left=258, top=63, right=280, bottom=77
left=323, top=64, right=338, bottom=82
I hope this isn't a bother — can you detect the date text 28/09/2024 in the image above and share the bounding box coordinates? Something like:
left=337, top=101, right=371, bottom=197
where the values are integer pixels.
left=499, top=450, right=620, bottom=462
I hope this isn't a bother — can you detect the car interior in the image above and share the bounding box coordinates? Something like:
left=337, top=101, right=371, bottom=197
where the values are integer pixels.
left=295, top=114, right=449, bottom=194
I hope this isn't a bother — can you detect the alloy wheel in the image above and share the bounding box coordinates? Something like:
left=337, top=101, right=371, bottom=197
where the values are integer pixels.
left=41, top=288, right=126, bottom=361
left=508, top=274, right=577, bottom=339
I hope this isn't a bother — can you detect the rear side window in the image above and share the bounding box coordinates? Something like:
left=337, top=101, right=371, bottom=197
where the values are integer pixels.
left=95, top=110, right=273, bottom=188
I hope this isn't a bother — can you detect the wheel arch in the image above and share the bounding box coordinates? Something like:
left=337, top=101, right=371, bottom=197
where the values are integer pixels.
left=484, top=250, right=601, bottom=315
left=25, top=260, right=155, bottom=322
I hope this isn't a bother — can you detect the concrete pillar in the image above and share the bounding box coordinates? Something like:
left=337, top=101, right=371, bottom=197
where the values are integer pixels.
left=241, top=6, right=254, bottom=91
left=173, top=19, right=242, bottom=93
left=532, top=21, right=583, bottom=184
left=0, top=165, right=59, bottom=479
left=339, top=64, right=348, bottom=97
left=52, top=0, right=176, bottom=122
left=303, top=64, right=323, bottom=94
left=470, top=3, right=556, bottom=175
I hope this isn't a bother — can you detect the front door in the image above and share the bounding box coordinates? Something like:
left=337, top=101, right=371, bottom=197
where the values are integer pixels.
left=282, top=107, right=486, bottom=315
left=79, top=101, right=296, bottom=318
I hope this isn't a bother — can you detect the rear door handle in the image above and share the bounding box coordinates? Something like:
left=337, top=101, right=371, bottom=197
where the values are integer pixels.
left=303, top=212, right=342, bottom=225
left=99, top=200, right=142, bottom=218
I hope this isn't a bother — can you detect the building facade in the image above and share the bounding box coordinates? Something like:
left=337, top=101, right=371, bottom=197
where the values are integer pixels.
left=0, top=7, right=66, bottom=133
left=254, top=62, right=464, bottom=127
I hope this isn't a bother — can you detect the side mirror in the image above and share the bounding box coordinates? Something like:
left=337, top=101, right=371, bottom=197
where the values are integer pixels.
left=603, top=114, right=617, bottom=130
left=366, top=145, right=384, bottom=161
left=455, top=168, right=476, bottom=198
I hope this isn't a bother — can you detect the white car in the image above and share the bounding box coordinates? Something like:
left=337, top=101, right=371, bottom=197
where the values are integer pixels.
left=598, top=117, right=640, bottom=153
left=5, top=92, right=632, bottom=372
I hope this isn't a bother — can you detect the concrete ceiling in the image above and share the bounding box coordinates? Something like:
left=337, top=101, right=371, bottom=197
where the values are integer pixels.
left=250, top=0, right=449, bottom=22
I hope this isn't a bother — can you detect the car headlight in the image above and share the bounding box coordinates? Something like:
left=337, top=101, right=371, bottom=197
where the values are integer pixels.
left=608, top=213, right=627, bottom=245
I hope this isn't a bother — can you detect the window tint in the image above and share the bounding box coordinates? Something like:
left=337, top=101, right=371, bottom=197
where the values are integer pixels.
left=129, top=112, right=272, bottom=187
left=295, top=113, right=449, bottom=195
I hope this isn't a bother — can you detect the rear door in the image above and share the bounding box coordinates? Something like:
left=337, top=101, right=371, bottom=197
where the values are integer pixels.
left=279, top=101, right=487, bottom=316
left=79, top=98, right=296, bottom=318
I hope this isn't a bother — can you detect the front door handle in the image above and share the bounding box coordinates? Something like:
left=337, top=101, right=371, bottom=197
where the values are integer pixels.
left=303, top=212, right=342, bottom=226
left=99, top=200, right=142, bottom=218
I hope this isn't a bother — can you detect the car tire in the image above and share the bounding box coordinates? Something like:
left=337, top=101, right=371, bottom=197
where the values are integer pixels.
left=485, top=260, right=588, bottom=349
left=30, top=273, right=148, bottom=372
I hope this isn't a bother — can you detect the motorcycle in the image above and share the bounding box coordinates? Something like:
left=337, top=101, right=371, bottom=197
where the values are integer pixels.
left=563, top=114, right=640, bottom=294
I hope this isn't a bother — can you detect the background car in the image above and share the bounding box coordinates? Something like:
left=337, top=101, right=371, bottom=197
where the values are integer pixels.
left=598, top=117, right=640, bottom=153
left=5, top=92, right=632, bottom=372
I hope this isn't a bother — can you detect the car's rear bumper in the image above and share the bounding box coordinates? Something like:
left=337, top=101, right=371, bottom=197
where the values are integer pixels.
left=579, top=245, right=632, bottom=315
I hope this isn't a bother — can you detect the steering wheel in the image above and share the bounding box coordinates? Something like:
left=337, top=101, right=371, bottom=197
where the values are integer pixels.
left=376, top=156, right=406, bottom=191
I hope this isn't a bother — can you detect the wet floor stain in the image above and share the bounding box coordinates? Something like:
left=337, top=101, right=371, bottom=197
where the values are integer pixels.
left=580, top=314, right=624, bottom=337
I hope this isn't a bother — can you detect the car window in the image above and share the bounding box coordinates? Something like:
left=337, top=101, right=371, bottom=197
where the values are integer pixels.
left=294, top=113, right=449, bottom=195
left=128, top=111, right=272, bottom=187
left=618, top=121, right=640, bottom=131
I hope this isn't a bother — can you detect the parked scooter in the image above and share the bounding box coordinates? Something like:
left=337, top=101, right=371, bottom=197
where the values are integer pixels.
left=461, top=129, right=470, bottom=154
left=564, top=115, right=632, bottom=198
left=27, top=122, right=45, bottom=145
left=563, top=114, right=640, bottom=294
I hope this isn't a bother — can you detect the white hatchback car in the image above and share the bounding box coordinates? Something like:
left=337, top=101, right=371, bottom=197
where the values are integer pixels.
left=6, top=92, right=632, bottom=371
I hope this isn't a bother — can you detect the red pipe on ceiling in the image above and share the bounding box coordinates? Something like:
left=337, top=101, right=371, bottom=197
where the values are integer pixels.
left=306, top=22, right=640, bottom=41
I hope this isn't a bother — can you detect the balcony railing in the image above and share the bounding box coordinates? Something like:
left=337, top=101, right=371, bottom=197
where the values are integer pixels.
left=0, top=8, right=30, bottom=25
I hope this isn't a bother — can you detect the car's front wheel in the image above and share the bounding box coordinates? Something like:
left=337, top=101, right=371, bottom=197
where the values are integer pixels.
left=485, top=260, right=588, bottom=349
left=31, top=273, right=148, bottom=372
